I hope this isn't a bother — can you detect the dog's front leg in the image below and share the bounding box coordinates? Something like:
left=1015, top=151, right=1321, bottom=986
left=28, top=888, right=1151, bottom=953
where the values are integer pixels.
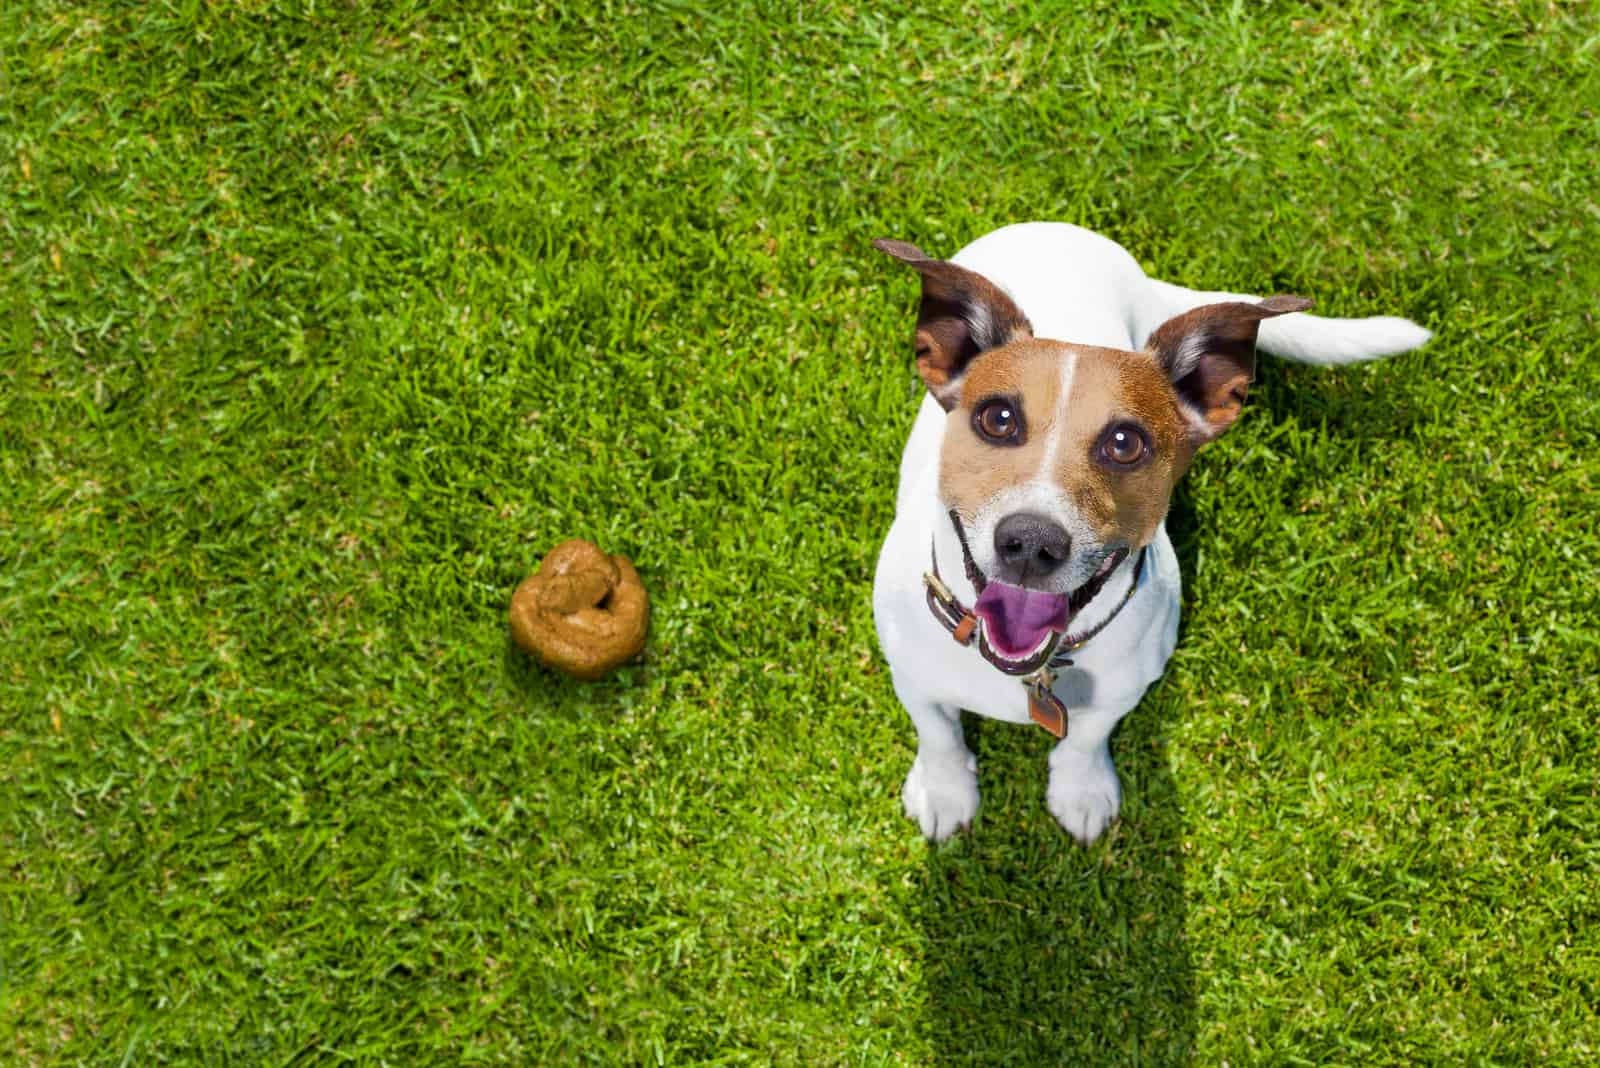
left=895, top=679, right=979, bottom=842
left=1046, top=700, right=1134, bottom=845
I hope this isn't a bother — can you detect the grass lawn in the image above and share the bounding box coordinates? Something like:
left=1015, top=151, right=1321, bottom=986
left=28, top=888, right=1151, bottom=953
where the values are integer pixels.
left=4, top=0, right=1598, bottom=1063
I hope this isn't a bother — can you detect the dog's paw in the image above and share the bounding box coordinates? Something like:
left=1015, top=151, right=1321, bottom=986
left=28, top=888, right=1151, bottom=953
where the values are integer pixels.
left=1047, top=746, right=1121, bottom=845
left=902, top=752, right=979, bottom=842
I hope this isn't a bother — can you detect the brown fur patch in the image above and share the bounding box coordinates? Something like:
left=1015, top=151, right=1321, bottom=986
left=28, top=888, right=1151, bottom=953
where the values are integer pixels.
left=1057, top=348, right=1196, bottom=547
left=939, top=341, right=1064, bottom=520
left=938, top=340, right=1198, bottom=551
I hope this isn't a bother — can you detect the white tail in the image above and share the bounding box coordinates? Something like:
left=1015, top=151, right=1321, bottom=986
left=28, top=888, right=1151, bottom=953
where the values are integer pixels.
left=1141, top=277, right=1431, bottom=367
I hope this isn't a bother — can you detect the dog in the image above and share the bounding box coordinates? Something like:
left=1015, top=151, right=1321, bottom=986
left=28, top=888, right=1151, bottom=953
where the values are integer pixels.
left=871, top=222, right=1430, bottom=844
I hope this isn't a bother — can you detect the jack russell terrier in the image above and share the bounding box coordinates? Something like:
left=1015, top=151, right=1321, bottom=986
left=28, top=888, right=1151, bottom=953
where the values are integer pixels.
left=871, top=222, right=1430, bottom=844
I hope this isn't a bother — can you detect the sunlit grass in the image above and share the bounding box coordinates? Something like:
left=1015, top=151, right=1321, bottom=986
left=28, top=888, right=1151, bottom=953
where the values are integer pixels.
left=2, top=1, right=1596, bottom=1063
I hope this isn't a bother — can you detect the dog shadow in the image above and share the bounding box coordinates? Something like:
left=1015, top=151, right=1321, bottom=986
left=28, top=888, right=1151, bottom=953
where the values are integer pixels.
left=916, top=494, right=1200, bottom=1066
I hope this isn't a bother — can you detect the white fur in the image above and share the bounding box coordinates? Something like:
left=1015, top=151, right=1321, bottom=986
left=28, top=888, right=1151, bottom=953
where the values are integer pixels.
left=874, top=222, right=1431, bottom=844
left=1035, top=352, right=1077, bottom=476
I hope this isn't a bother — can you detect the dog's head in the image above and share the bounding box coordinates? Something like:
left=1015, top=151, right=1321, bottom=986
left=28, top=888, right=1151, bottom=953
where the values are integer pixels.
left=876, top=238, right=1310, bottom=665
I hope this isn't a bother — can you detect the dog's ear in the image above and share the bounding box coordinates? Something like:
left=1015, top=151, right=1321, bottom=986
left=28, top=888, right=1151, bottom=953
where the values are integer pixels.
left=874, top=238, right=1033, bottom=409
left=1147, top=295, right=1313, bottom=442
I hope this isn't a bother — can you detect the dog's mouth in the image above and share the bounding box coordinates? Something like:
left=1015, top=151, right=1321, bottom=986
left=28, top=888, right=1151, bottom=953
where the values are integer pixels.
left=971, top=548, right=1129, bottom=665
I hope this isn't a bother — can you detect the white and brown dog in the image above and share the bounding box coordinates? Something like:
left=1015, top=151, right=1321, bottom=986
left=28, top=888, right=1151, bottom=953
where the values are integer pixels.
left=871, top=222, right=1429, bottom=844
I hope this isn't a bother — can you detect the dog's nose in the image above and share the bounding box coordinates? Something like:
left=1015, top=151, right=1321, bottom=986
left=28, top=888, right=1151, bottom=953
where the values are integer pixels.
left=993, top=512, right=1070, bottom=580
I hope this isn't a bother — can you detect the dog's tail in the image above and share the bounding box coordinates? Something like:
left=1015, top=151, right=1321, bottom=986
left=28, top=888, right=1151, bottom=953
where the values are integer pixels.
left=1140, top=277, right=1432, bottom=367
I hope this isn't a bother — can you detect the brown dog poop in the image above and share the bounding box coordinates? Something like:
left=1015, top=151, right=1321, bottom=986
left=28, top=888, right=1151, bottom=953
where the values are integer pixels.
left=509, top=540, right=649, bottom=680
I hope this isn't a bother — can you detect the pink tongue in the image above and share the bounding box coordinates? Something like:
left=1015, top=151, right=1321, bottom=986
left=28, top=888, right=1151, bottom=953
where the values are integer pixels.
left=973, top=582, right=1072, bottom=659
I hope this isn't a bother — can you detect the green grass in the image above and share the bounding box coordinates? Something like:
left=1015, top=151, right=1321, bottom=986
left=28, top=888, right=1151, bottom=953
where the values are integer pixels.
left=3, top=0, right=1597, bottom=1063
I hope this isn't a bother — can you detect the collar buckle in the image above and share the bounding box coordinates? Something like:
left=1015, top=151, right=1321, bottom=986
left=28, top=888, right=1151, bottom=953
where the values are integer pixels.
left=922, top=570, right=956, bottom=605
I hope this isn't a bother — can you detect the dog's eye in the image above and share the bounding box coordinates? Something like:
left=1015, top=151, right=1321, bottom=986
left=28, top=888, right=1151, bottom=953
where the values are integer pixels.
left=973, top=398, right=1024, bottom=445
left=1099, top=423, right=1150, bottom=466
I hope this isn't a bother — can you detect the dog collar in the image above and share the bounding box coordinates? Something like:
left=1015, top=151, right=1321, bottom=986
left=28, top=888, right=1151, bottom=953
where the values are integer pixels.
left=923, top=512, right=1147, bottom=739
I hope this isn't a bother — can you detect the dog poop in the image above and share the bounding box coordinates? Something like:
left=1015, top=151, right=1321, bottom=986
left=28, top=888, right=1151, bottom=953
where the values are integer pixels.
left=509, top=540, right=649, bottom=680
